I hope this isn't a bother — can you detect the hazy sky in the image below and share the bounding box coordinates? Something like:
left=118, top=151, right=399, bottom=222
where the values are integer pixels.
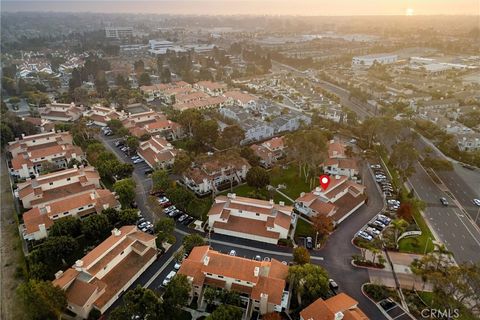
left=2, top=0, right=479, bottom=15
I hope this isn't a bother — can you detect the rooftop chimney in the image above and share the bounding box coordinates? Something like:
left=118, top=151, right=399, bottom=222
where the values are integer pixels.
left=254, top=266, right=260, bottom=277
left=203, top=256, right=210, bottom=266
left=279, top=201, right=285, bottom=206
left=54, top=270, right=64, bottom=279
left=112, top=228, right=121, bottom=236
left=74, top=260, right=84, bottom=270
left=269, top=199, right=274, bottom=205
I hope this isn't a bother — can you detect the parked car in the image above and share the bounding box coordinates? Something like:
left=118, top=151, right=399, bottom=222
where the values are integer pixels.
left=378, top=214, right=392, bottom=223
left=182, top=216, right=194, bottom=226
left=162, top=271, right=176, bottom=286
left=163, top=206, right=176, bottom=214
left=158, top=197, right=170, bottom=205
left=305, top=237, right=313, bottom=249
left=229, top=250, right=236, bottom=256
left=131, top=155, right=140, bottom=160
left=329, top=278, right=339, bottom=290
left=370, top=164, right=381, bottom=169
left=174, top=262, right=181, bottom=270
left=254, top=255, right=262, bottom=261
left=144, top=169, right=153, bottom=176
left=365, top=227, right=381, bottom=236
left=115, top=140, right=124, bottom=147
left=387, top=199, right=400, bottom=206
left=371, top=220, right=386, bottom=230
left=357, top=231, right=373, bottom=241
left=171, top=210, right=182, bottom=218
left=473, top=199, right=480, bottom=207
left=177, top=214, right=189, bottom=222
left=133, top=158, right=144, bottom=164
left=440, top=197, right=449, bottom=206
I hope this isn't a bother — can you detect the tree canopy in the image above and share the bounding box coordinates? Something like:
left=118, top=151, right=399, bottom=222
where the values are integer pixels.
left=288, top=263, right=330, bottom=307
left=17, top=279, right=67, bottom=320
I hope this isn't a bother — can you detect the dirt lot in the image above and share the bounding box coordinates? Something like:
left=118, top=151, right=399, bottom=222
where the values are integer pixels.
left=1, top=157, right=25, bottom=320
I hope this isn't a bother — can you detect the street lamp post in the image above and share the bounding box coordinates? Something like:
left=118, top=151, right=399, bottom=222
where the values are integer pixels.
left=315, top=231, right=319, bottom=249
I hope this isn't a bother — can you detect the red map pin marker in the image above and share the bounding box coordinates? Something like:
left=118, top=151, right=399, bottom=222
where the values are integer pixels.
left=319, top=175, right=331, bottom=190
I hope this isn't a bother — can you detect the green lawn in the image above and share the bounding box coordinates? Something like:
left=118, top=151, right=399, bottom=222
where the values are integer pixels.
left=417, top=291, right=434, bottom=306
left=219, top=184, right=287, bottom=204
left=294, top=218, right=315, bottom=237
left=398, top=208, right=435, bottom=254
left=218, top=164, right=316, bottom=206
left=269, top=165, right=317, bottom=201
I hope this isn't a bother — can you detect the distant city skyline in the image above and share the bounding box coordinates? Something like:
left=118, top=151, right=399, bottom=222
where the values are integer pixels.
left=2, top=0, right=479, bottom=16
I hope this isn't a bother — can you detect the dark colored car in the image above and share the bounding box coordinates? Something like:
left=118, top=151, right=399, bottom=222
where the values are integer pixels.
left=440, top=197, right=449, bottom=206
left=305, top=237, right=313, bottom=249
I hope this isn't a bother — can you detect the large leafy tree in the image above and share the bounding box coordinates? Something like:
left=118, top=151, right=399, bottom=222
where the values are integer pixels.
left=285, top=129, right=327, bottom=183
left=110, top=285, right=163, bottom=320
left=246, top=166, right=270, bottom=189
left=165, top=186, right=194, bottom=212
left=155, top=218, right=176, bottom=242
left=138, top=72, right=152, bottom=86
left=81, top=214, right=111, bottom=243
left=192, top=119, right=219, bottom=146
left=311, top=215, right=334, bottom=244
left=113, top=178, right=136, bottom=208
left=288, top=263, right=330, bottom=307
left=17, top=279, right=67, bottom=320
left=152, top=169, right=171, bottom=192
left=182, top=233, right=206, bottom=253
left=216, top=125, right=245, bottom=149
left=390, top=141, right=419, bottom=181
left=163, top=274, right=191, bottom=311
left=293, top=247, right=310, bottom=265
left=177, top=109, right=203, bottom=136
left=49, top=217, right=82, bottom=238
left=172, top=151, right=192, bottom=175
left=206, top=305, right=243, bottom=320
left=28, top=236, right=79, bottom=280
left=240, top=146, right=260, bottom=167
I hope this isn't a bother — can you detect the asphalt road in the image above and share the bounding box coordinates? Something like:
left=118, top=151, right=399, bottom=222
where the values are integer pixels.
left=408, top=162, right=480, bottom=264
left=98, top=133, right=387, bottom=319
left=415, top=135, right=480, bottom=224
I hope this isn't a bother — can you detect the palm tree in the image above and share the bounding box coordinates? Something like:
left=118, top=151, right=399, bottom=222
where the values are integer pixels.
left=392, top=218, right=409, bottom=247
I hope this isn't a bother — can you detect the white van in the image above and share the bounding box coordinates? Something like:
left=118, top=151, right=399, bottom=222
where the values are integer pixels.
left=162, top=271, right=176, bottom=286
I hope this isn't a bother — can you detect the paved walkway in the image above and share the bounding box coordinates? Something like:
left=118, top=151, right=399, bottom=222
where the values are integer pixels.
left=183, top=307, right=209, bottom=320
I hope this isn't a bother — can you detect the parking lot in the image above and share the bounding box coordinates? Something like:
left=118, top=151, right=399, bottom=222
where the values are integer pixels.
left=354, top=162, right=400, bottom=243
left=378, top=299, right=416, bottom=320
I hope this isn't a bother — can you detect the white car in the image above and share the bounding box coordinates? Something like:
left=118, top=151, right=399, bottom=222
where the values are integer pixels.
left=229, top=250, right=236, bottom=256
left=387, top=199, right=400, bottom=205
left=162, top=271, right=176, bottom=286
left=133, top=158, right=144, bottom=164
left=378, top=214, right=392, bottom=223
left=130, top=155, right=140, bottom=160
left=158, top=197, right=170, bottom=204
left=365, top=227, right=381, bottom=236
left=473, top=199, right=480, bottom=207
left=370, top=164, right=381, bottom=169
left=163, top=206, right=176, bottom=214
left=357, top=231, right=373, bottom=241
left=174, top=262, right=181, bottom=270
